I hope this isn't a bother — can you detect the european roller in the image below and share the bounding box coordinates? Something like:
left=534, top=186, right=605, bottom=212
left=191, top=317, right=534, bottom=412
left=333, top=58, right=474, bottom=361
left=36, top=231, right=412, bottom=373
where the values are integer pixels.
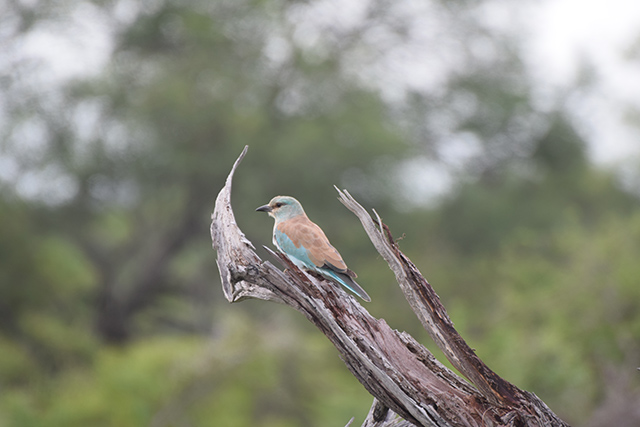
left=256, top=196, right=371, bottom=302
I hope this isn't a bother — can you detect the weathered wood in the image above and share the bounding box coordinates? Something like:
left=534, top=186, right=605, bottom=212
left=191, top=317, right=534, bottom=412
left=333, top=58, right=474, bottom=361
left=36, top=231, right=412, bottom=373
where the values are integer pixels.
left=211, top=146, right=569, bottom=427
left=335, top=188, right=570, bottom=426
left=357, top=398, right=415, bottom=427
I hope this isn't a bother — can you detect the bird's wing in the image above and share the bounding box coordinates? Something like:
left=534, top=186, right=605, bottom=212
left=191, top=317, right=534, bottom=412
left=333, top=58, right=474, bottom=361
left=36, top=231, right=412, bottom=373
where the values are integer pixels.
left=277, top=216, right=351, bottom=274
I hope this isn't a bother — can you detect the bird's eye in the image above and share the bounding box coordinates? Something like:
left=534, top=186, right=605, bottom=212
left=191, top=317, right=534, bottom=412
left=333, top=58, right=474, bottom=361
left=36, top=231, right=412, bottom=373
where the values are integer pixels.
left=274, top=202, right=283, bottom=208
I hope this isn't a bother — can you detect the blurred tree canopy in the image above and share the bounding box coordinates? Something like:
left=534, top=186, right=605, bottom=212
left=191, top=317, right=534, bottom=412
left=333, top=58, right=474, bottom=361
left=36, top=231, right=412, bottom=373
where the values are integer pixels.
left=1, top=0, right=639, bottom=426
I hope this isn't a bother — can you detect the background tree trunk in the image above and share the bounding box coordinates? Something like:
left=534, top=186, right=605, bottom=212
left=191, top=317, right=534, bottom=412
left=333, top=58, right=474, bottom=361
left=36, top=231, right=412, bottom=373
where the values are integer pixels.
left=211, top=146, right=570, bottom=427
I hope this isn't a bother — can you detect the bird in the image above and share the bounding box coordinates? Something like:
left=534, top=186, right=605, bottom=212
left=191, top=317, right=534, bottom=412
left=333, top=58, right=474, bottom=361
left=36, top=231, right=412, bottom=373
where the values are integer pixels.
left=256, top=195, right=371, bottom=302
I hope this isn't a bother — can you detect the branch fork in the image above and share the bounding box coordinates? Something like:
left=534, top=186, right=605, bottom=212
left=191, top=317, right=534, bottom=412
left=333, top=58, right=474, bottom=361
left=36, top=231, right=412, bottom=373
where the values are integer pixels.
left=211, top=146, right=568, bottom=427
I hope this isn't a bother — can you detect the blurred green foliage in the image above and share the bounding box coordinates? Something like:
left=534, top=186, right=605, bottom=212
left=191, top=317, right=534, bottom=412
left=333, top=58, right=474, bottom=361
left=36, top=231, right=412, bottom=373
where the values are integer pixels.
left=0, top=311, right=372, bottom=427
left=1, top=0, right=639, bottom=426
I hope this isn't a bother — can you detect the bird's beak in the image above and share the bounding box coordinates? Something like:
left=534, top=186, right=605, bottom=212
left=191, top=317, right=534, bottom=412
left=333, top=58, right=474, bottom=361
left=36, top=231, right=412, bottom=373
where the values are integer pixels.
left=256, top=204, right=272, bottom=213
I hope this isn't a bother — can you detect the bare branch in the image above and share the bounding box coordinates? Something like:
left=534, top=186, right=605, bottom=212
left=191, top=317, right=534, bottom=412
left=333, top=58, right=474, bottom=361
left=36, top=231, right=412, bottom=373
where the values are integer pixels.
left=334, top=187, right=569, bottom=426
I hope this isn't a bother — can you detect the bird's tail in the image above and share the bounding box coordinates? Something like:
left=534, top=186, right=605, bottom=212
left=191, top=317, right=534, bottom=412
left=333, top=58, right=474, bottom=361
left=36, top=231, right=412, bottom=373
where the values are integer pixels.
left=324, top=270, right=371, bottom=302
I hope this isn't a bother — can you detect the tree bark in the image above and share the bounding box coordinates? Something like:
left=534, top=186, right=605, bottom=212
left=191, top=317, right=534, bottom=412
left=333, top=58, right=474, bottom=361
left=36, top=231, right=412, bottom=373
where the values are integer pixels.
left=210, top=146, right=569, bottom=427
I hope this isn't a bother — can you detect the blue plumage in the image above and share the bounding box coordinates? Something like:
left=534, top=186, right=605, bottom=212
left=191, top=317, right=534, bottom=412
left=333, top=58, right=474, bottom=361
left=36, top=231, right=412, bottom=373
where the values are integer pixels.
left=256, top=196, right=371, bottom=302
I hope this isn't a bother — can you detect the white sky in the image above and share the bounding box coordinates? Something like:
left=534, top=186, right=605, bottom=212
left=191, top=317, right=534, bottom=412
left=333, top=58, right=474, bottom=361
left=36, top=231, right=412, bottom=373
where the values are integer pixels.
left=19, top=3, right=113, bottom=85
left=526, top=0, right=640, bottom=165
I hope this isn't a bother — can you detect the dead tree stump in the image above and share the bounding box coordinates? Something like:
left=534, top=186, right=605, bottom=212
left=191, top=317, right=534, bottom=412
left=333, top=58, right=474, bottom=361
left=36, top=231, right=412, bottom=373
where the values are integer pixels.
left=210, top=146, right=569, bottom=427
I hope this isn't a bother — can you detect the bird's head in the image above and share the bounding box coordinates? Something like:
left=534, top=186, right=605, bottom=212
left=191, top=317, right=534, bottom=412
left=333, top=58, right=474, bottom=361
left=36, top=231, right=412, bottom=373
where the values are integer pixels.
left=256, top=196, right=305, bottom=221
